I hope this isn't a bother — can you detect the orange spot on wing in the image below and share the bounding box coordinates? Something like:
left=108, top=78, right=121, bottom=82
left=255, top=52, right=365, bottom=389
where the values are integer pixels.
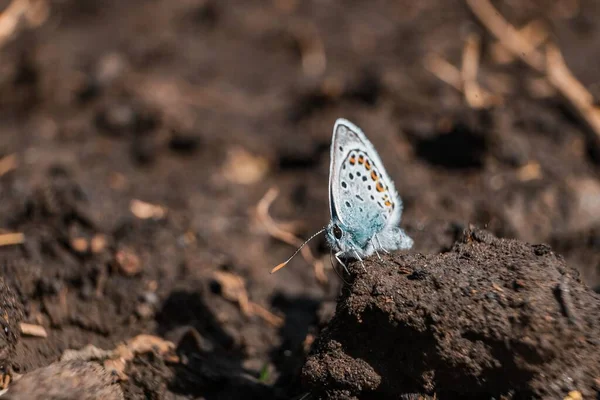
left=384, top=200, right=392, bottom=207
left=371, top=171, right=378, bottom=181
left=349, top=156, right=356, bottom=165
left=365, top=160, right=371, bottom=170
left=358, top=155, right=364, bottom=164
left=376, top=182, right=384, bottom=192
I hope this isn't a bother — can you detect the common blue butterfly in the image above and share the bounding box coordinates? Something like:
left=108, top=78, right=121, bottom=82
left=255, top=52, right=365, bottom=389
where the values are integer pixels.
left=272, top=118, right=412, bottom=274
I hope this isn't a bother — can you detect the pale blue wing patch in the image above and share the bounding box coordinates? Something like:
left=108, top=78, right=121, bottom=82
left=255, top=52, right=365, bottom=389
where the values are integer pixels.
left=336, top=149, right=397, bottom=243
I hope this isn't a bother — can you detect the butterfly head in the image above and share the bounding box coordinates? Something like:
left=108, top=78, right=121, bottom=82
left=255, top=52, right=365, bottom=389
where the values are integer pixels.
left=325, top=219, right=356, bottom=255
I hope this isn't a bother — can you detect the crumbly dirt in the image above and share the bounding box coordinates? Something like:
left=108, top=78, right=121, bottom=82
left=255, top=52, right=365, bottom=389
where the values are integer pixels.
left=0, top=0, right=599, bottom=398
left=303, top=228, right=600, bottom=399
left=5, top=360, right=124, bottom=400
left=0, top=278, right=24, bottom=370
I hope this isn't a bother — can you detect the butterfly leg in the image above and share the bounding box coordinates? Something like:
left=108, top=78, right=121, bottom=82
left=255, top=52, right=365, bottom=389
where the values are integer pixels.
left=374, top=234, right=390, bottom=254
left=334, top=252, right=350, bottom=275
left=373, top=247, right=383, bottom=261
left=353, top=250, right=366, bottom=272
left=330, top=251, right=350, bottom=284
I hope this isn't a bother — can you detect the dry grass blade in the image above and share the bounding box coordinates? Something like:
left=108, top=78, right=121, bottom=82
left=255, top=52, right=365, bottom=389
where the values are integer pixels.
left=212, top=270, right=284, bottom=327
left=130, top=199, right=167, bottom=220
left=424, top=47, right=500, bottom=109
left=0, top=154, right=17, bottom=176
left=466, top=0, right=600, bottom=145
left=0, top=0, right=49, bottom=49
left=546, top=43, right=600, bottom=138
left=257, top=187, right=327, bottom=284
left=0, top=232, right=24, bottom=246
left=424, top=53, right=462, bottom=91
left=61, top=334, right=177, bottom=381
left=248, top=302, right=284, bottom=328
left=465, top=0, right=545, bottom=73
left=491, top=20, right=549, bottom=65
left=20, top=322, right=47, bottom=338
left=212, top=270, right=251, bottom=315
left=461, top=32, right=486, bottom=108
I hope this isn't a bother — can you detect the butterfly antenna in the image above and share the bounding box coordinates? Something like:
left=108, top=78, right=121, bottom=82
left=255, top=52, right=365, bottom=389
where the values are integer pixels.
left=271, top=228, right=326, bottom=274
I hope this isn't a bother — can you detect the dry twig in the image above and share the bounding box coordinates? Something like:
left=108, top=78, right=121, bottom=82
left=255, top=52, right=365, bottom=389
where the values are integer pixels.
left=212, top=271, right=251, bottom=315
left=0, top=232, right=24, bottom=246
left=257, top=187, right=327, bottom=284
left=0, top=0, right=49, bottom=49
left=20, top=322, right=47, bottom=338
left=462, top=33, right=486, bottom=108
left=248, top=302, right=284, bottom=328
left=546, top=43, right=600, bottom=139
left=130, top=199, right=167, bottom=220
left=424, top=35, right=500, bottom=108
left=490, top=20, right=549, bottom=65
left=465, top=0, right=600, bottom=145
left=424, top=53, right=462, bottom=91
left=61, top=334, right=178, bottom=381
left=465, top=0, right=545, bottom=72
left=212, top=270, right=284, bottom=328
left=0, top=154, right=17, bottom=177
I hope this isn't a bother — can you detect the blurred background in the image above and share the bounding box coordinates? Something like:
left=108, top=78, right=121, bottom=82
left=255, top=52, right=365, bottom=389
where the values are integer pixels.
left=0, top=0, right=599, bottom=398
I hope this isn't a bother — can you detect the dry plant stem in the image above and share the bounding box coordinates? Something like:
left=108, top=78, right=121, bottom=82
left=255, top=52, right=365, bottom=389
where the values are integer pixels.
left=546, top=43, right=600, bottom=139
left=212, top=271, right=284, bottom=328
left=491, top=20, right=549, bottom=65
left=465, top=0, right=545, bottom=73
left=425, top=51, right=499, bottom=108
left=257, top=187, right=327, bottom=284
left=424, top=53, right=463, bottom=91
left=461, top=32, right=485, bottom=108
left=20, top=322, right=47, bottom=338
left=466, top=0, right=600, bottom=143
left=212, top=270, right=251, bottom=315
left=249, top=302, right=284, bottom=328
left=0, top=232, right=24, bottom=246
left=0, top=0, right=49, bottom=49
left=0, top=154, right=17, bottom=176
left=61, top=334, right=177, bottom=381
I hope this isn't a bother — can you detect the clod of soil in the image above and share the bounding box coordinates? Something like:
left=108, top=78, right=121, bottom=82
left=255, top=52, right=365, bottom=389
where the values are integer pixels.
left=4, top=360, right=124, bottom=400
left=302, top=228, right=600, bottom=399
left=0, top=278, right=24, bottom=365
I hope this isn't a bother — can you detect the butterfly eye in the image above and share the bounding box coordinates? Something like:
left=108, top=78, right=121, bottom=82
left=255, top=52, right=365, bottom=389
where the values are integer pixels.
left=333, top=225, right=343, bottom=239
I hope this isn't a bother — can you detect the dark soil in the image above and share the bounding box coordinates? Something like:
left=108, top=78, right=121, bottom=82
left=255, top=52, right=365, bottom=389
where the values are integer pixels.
left=0, top=0, right=598, bottom=399
left=303, top=228, right=600, bottom=399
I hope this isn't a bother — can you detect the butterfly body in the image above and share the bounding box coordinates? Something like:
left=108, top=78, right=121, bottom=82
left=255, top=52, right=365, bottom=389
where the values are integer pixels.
left=325, top=119, right=412, bottom=261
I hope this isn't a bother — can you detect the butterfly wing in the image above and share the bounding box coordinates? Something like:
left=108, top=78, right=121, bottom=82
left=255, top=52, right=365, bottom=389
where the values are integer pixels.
left=329, top=119, right=403, bottom=240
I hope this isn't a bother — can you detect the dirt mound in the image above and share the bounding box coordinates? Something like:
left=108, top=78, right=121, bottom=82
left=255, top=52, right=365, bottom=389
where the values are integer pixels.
left=302, top=229, right=600, bottom=399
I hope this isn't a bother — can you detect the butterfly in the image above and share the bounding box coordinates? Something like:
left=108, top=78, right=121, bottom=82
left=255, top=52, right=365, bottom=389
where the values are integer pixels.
left=272, top=118, right=413, bottom=274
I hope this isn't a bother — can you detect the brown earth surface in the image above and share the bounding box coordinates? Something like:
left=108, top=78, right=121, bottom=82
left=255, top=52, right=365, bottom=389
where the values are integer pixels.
left=302, top=228, right=600, bottom=399
left=0, top=0, right=599, bottom=399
